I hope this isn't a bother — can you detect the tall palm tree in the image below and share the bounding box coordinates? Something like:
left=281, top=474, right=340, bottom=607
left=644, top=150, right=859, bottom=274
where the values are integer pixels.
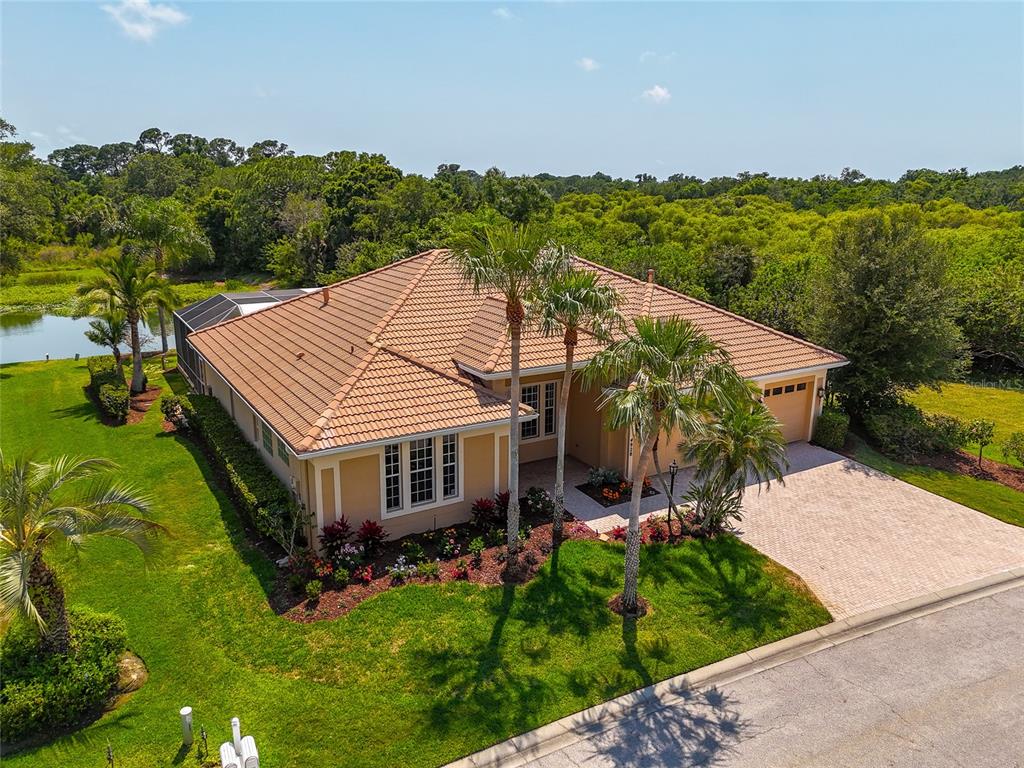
left=127, top=197, right=212, bottom=354
left=79, top=249, right=178, bottom=394
left=583, top=316, right=740, bottom=616
left=684, top=380, right=788, bottom=533
left=533, top=265, right=621, bottom=539
left=84, top=303, right=129, bottom=382
left=448, top=222, right=551, bottom=554
left=0, top=453, right=163, bottom=655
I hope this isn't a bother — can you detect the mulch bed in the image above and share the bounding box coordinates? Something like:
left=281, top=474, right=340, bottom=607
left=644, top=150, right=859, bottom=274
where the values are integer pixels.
left=127, top=386, right=162, bottom=425
left=913, top=449, right=1024, bottom=493
left=276, top=519, right=601, bottom=623
left=576, top=481, right=660, bottom=508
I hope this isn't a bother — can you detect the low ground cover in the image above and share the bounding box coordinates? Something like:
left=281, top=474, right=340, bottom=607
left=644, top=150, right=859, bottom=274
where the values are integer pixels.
left=1, top=359, right=829, bottom=768
left=908, top=382, right=1024, bottom=468
left=849, top=435, right=1024, bottom=528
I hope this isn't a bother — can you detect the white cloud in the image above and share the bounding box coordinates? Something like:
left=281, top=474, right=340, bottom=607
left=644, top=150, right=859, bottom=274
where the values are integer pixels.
left=101, top=0, right=188, bottom=42
left=639, top=50, right=656, bottom=63
left=493, top=7, right=516, bottom=21
left=56, top=125, right=85, bottom=142
left=640, top=50, right=676, bottom=64
left=642, top=84, right=671, bottom=104
left=577, top=57, right=600, bottom=72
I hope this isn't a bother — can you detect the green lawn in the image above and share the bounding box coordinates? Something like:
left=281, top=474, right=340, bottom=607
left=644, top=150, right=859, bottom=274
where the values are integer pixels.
left=1, top=359, right=829, bottom=768
left=850, top=436, right=1024, bottom=528
left=908, top=382, right=1024, bottom=468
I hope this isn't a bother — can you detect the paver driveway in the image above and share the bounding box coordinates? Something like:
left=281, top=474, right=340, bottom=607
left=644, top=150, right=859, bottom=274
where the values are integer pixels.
left=728, top=443, right=1024, bottom=619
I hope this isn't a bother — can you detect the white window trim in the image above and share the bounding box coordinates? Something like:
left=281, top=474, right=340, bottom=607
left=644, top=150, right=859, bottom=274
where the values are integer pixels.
left=378, top=432, right=466, bottom=519
left=518, top=379, right=560, bottom=443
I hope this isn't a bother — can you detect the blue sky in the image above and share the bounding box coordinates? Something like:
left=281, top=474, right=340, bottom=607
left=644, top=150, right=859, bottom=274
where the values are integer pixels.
left=3, top=1, right=1022, bottom=180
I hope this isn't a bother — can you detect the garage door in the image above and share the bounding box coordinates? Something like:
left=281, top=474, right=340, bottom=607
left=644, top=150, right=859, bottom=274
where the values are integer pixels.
left=762, top=377, right=814, bottom=442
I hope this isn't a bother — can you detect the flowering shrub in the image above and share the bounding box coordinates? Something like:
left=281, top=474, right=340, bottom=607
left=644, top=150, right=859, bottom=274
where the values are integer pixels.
left=334, top=543, right=363, bottom=571
left=387, top=556, right=417, bottom=584
left=319, top=518, right=352, bottom=562
left=525, top=486, right=556, bottom=517
left=313, top=558, right=334, bottom=579
left=602, top=487, right=621, bottom=502
left=352, top=564, right=374, bottom=584
left=587, top=466, right=622, bottom=487
left=355, top=519, right=388, bottom=555
left=450, top=559, right=470, bottom=580
left=609, top=525, right=627, bottom=541
left=646, top=521, right=669, bottom=543
left=439, top=528, right=462, bottom=559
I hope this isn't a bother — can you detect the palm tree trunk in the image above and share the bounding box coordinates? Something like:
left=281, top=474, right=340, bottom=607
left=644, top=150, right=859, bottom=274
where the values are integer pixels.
left=28, top=551, right=70, bottom=655
left=553, top=333, right=575, bottom=539
left=507, top=320, right=522, bottom=553
left=129, top=314, right=145, bottom=394
left=155, top=246, right=169, bottom=355
left=622, top=428, right=659, bottom=615
left=112, top=345, right=126, bottom=386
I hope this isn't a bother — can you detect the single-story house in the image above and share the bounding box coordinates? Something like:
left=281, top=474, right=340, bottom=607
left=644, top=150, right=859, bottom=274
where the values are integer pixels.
left=176, top=250, right=847, bottom=539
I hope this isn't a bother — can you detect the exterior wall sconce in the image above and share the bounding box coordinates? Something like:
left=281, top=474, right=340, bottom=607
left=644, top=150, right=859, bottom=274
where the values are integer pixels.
left=817, top=386, right=826, bottom=400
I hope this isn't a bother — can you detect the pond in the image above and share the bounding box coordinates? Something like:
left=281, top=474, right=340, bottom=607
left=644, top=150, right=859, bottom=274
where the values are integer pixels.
left=0, top=312, right=164, bottom=364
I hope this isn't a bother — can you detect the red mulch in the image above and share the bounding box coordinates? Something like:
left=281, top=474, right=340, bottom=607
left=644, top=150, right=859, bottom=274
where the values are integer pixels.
left=126, top=386, right=162, bottom=425
left=576, top=481, right=660, bottom=508
left=277, top=520, right=601, bottom=623
left=913, top=449, right=1024, bottom=493
left=608, top=593, right=650, bottom=618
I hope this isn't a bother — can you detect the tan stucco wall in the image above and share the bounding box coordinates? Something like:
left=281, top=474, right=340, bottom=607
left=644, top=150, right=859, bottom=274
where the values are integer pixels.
left=499, top=434, right=509, bottom=490
left=321, top=467, right=337, bottom=526
left=463, top=433, right=496, bottom=503
left=339, top=454, right=380, bottom=522
left=492, top=372, right=559, bottom=464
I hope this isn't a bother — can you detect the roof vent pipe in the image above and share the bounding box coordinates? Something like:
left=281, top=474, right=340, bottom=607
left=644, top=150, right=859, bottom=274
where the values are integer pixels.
left=646, top=268, right=655, bottom=283
left=322, top=286, right=330, bottom=305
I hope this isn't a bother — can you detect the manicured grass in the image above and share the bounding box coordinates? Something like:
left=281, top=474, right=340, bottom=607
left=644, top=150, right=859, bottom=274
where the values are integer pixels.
left=1, top=359, right=829, bottom=767
left=849, top=436, right=1024, bottom=528
left=908, top=382, right=1024, bottom=468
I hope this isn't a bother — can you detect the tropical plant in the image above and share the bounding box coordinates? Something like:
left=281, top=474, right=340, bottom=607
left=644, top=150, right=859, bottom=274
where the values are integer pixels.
left=83, top=303, right=128, bottom=382
left=683, top=380, right=789, bottom=533
left=448, top=221, right=552, bottom=554
left=582, top=316, right=740, bottom=615
left=78, top=248, right=178, bottom=393
left=0, top=453, right=162, bottom=655
left=125, top=197, right=212, bottom=354
left=965, top=419, right=996, bottom=467
left=533, top=263, right=621, bottom=538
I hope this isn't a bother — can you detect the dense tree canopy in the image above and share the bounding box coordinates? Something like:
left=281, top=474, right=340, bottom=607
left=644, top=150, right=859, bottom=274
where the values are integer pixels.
left=2, top=119, right=1022, bottom=385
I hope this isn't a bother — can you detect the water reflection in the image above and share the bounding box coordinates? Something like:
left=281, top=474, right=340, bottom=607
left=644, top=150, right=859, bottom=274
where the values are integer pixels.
left=0, top=312, right=163, bottom=364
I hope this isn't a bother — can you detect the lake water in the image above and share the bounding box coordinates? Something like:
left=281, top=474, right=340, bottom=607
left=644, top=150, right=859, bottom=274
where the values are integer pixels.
left=0, top=312, right=164, bottom=364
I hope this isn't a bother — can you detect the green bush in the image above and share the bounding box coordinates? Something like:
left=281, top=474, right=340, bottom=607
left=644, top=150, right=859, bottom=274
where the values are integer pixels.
left=0, top=608, right=127, bottom=745
left=1002, top=431, right=1024, bottom=465
left=864, top=400, right=967, bottom=459
left=189, top=394, right=295, bottom=539
left=305, top=580, right=323, bottom=600
left=85, top=355, right=122, bottom=390
left=97, top=383, right=129, bottom=421
left=812, top=406, right=850, bottom=451
left=159, top=393, right=194, bottom=429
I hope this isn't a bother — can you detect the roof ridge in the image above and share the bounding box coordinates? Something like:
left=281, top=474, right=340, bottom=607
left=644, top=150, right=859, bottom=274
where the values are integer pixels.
left=299, top=345, right=382, bottom=451
left=481, top=296, right=509, bottom=373
left=366, top=249, right=441, bottom=345
left=189, top=249, right=442, bottom=340
left=572, top=255, right=845, bottom=362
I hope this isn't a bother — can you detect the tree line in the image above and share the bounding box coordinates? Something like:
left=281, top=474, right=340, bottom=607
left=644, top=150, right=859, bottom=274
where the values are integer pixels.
left=2, top=119, right=1021, bottom=376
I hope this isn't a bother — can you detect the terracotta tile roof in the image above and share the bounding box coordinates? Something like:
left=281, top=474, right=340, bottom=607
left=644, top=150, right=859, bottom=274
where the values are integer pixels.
left=187, top=249, right=845, bottom=455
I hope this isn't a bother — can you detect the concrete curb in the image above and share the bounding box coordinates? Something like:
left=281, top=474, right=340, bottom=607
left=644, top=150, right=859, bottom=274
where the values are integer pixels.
left=443, top=569, right=1024, bottom=768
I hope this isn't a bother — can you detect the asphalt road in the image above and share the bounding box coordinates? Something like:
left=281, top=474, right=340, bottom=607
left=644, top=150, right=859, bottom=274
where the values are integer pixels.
left=523, top=585, right=1024, bottom=768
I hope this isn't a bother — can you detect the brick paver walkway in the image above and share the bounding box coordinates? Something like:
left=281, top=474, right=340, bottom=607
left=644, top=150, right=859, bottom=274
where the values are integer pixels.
left=534, top=443, right=1024, bottom=620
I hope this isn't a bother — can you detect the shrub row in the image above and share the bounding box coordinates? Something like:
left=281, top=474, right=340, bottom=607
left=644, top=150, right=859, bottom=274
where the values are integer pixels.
left=812, top=405, right=850, bottom=452
left=863, top=400, right=968, bottom=459
left=85, top=356, right=129, bottom=422
left=185, top=393, right=295, bottom=539
left=0, top=608, right=127, bottom=744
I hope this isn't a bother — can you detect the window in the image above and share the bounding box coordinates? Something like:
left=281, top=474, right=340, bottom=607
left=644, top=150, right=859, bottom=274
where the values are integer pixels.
left=521, top=384, right=540, bottom=439
left=261, top=421, right=273, bottom=453
left=796, top=382, right=807, bottom=391
left=409, top=437, right=434, bottom=505
left=772, top=387, right=783, bottom=396
left=276, top=437, right=290, bottom=466
left=442, top=434, right=458, bottom=499
left=543, top=383, right=556, bottom=436
left=763, top=389, right=771, bottom=398
left=784, top=384, right=795, bottom=394
left=384, top=443, right=402, bottom=512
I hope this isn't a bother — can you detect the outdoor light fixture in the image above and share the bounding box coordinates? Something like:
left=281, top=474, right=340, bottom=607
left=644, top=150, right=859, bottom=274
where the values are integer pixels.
left=669, top=459, right=679, bottom=497
left=817, top=386, right=826, bottom=400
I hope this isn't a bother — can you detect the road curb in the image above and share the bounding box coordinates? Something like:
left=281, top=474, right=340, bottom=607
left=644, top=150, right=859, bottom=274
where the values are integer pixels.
left=444, top=569, right=1024, bottom=768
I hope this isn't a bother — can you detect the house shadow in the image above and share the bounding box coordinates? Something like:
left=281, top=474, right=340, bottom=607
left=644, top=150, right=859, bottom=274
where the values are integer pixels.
left=569, top=684, right=747, bottom=767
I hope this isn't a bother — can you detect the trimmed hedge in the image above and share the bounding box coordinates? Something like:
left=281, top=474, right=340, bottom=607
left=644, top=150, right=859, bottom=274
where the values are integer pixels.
left=812, top=406, right=850, bottom=452
left=86, top=355, right=129, bottom=422
left=864, top=400, right=967, bottom=459
left=0, top=608, right=127, bottom=745
left=188, top=393, right=295, bottom=539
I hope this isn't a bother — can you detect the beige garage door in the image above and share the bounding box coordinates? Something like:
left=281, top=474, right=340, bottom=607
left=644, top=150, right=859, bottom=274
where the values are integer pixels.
left=762, top=377, right=814, bottom=442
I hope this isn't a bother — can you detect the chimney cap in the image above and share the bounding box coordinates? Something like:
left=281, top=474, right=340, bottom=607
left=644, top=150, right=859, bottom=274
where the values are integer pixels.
left=646, top=268, right=655, bottom=283
left=321, top=286, right=330, bottom=304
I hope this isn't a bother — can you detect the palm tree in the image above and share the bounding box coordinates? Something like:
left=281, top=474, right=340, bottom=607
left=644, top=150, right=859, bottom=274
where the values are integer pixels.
left=533, top=264, right=621, bottom=539
left=0, top=453, right=163, bottom=655
left=684, top=381, right=788, bottom=533
left=84, top=303, right=129, bottom=382
left=448, top=222, right=551, bottom=555
left=127, top=197, right=212, bottom=354
left=79, top=249, right=178, bottom=393
left=583, top=316, right=740, bottom=616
